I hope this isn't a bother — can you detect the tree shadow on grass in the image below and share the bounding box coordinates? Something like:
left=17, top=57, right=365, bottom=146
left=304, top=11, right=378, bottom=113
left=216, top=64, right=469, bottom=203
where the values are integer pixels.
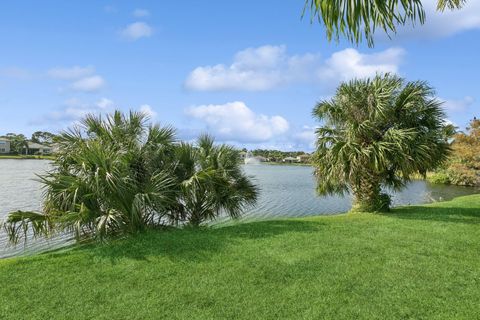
left=385, top=205, right=480, bottom=225
left=68, top=219, right=325, bottom=263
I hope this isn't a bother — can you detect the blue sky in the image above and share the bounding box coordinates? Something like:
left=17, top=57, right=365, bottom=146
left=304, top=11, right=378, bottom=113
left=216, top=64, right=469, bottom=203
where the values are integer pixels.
left=1, top=1, right=479, bottom=150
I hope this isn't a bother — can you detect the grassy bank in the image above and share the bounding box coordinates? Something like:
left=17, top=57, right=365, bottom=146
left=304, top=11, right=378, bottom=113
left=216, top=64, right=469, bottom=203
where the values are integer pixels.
left=1, top=195, right=479, bottom=319
left=0, top=155, right=54, bottom=160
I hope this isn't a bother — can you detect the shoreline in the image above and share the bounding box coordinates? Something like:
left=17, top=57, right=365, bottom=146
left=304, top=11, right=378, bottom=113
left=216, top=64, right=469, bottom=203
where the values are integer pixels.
left=0, top=155, right=54, bottom=160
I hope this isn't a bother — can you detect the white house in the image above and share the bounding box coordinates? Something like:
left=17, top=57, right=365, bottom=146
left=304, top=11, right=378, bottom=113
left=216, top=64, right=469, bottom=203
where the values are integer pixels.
left=283, top=156, right=298, bottom=163
left=25, top=142, right=52, bottom=155
left=0, top=138, right=10, bottom=154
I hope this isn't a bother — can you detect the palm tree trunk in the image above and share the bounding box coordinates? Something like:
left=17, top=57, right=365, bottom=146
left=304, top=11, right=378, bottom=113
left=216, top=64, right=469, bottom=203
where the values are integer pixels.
left=352, top=173, right=390, bottom=212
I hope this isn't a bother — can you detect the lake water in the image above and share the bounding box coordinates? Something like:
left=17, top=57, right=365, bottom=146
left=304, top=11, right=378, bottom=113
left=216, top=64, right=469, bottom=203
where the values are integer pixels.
left=0, top=160, right=478, bottom=257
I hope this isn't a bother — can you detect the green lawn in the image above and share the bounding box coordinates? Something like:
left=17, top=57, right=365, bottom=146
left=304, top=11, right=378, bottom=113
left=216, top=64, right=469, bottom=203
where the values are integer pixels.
left=0, top=155, right=54, bottom=160
left=1, top=195, right=479, bottom=319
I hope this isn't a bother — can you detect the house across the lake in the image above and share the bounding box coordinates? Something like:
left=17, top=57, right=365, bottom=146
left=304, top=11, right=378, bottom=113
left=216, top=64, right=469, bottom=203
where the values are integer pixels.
left=296, top=154, right=311, bottom=163
left=283, top=156, right=298, bottom=163
left=0, top=139, right=10, bottom=154
left=24, top=142, right=52, bottom=155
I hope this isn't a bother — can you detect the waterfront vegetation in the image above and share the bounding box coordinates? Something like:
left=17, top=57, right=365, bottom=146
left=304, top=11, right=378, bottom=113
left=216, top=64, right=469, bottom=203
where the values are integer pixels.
left=1, top=194, right=479, bottom=319
left=312, top=74, right=450, bottom=212
left=3, top=111, right=258, bottom=243
left=428, top=118, right=480, bottom=186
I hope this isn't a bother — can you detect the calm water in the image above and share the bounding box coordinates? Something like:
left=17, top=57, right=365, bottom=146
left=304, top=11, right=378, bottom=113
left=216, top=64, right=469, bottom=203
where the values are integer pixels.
left=0, top=160, right=477, bottom=257
left=241, top=165, right=478, bottom=220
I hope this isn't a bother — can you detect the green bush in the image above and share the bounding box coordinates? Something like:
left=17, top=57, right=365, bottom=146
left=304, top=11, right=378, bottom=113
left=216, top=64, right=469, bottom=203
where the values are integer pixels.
left=3, top=111, right=258, bottom=243
left=428, top=171, right=451, bottom=185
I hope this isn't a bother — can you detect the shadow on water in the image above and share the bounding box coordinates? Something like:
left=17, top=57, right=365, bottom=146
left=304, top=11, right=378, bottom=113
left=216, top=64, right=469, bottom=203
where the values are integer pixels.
left=386, top=205, right=480, bottom=225
left=58, top=220, right=325, bottom=264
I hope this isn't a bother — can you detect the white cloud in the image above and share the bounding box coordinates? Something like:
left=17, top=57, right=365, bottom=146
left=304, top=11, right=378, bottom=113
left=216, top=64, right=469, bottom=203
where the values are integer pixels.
left=185, top=45, right=317, bottom=91
left=120, top=22, right=153, bottom=40
left=71, top=75, right=105, bottom=92
left=442, top=96, right=475, bottom=113
left=139, top=104, right=157, bottom=119
left=32, top=98, right=115, bottom=125
left=319, top=48, right=405, bottom=82
left=292, top=125, right=317, bottom=150
left=185, top=101, right=289, bottom=142
left=47, top=66, right=95, bottom=80
left=133, top=9, right=150, bottom=18
left=96, top=98, right=114, bottom=109
left=47, top=66, right=105, bottom=93
left=185, top=45, right=405, bottom=91
left=389, top=1, right=480, bottom=39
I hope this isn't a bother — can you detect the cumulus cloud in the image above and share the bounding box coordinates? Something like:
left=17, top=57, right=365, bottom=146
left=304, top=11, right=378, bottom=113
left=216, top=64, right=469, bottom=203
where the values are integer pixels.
left=47, top=66, right=105, bottom=93
left=442, top=96, right=475, bottom=113
left=185, top=45, right=405, bottom=91
left=133, top=9, right=150, bottom=18
left=47, top=66, right=95, bottom=80
left=120, top=22, right=153, bottom=40
left=70, top=75, right=105, bottom=92
left=31, top=97, right=115, bottom=125
left=292, top=125, right=317, bottom=150
left=394, top=0, right=480, bottom=39
left=139, top=104, right=157, bottom=119
left=185, top=45, right=317, bottom=91
left=319, top=48, right=405, bottom=82
left=96, top=98, right=114, bottom=109
left=185, top=101, right=289, bottom=142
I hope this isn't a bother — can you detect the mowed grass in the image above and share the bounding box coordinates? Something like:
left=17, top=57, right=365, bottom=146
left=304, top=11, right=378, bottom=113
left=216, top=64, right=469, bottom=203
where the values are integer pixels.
left=1, top=195, right=479, bottom=319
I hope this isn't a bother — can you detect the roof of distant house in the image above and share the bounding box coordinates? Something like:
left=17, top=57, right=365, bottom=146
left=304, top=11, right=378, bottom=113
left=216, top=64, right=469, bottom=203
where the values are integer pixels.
left=27, top=142, right=51, bottom=149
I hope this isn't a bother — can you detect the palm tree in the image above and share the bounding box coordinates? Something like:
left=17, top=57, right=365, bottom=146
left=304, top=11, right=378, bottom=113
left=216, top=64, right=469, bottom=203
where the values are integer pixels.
left=4, top=111, right=178, bottom=243
left=168, top=135, right=258, bottom=226
left=304, top=0, right=466, bottom=47
left=312, top=74, right=450, bottom=212
left=3, top=111, right=259, bottom=243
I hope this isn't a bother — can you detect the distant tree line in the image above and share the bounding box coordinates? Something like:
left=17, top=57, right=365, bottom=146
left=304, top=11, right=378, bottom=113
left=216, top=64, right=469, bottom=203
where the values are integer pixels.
left=247, top=149, right=309, bottom=162
left=0, top=131, right=56, bottom=154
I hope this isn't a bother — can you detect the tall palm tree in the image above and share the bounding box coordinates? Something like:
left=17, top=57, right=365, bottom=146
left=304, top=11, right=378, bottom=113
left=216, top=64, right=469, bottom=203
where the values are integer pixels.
left=169, top=135, right=258, bottom=226
left=304, top=0, right=466, bottom=47
left=312, top=74, right=450, bottom=212
left=4, top=111, right=178, bottom=243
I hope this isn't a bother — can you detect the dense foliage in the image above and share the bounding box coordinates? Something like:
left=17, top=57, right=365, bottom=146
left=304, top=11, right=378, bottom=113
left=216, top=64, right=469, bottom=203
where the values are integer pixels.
left=249, top=149, right=309, bottom=162
left=30, top=131, right=56, bottom=144
left=170, top=136, right=258, bottom=226
left=312, top=74, right=450, bottom=212
left=429, top=118, right=480, bottom=186
left=2, top=111, right=258, bottom=243
left=304, top=0, right=466, bottom=47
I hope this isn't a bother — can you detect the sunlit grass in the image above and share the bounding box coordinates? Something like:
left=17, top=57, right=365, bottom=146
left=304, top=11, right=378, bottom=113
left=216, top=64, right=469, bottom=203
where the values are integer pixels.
left=1, top=195, right=479, bottom=319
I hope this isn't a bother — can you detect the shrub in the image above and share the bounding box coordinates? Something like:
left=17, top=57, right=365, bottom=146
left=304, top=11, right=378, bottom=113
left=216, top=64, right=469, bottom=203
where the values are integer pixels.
left=3, top=111, right=258, bottom=243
